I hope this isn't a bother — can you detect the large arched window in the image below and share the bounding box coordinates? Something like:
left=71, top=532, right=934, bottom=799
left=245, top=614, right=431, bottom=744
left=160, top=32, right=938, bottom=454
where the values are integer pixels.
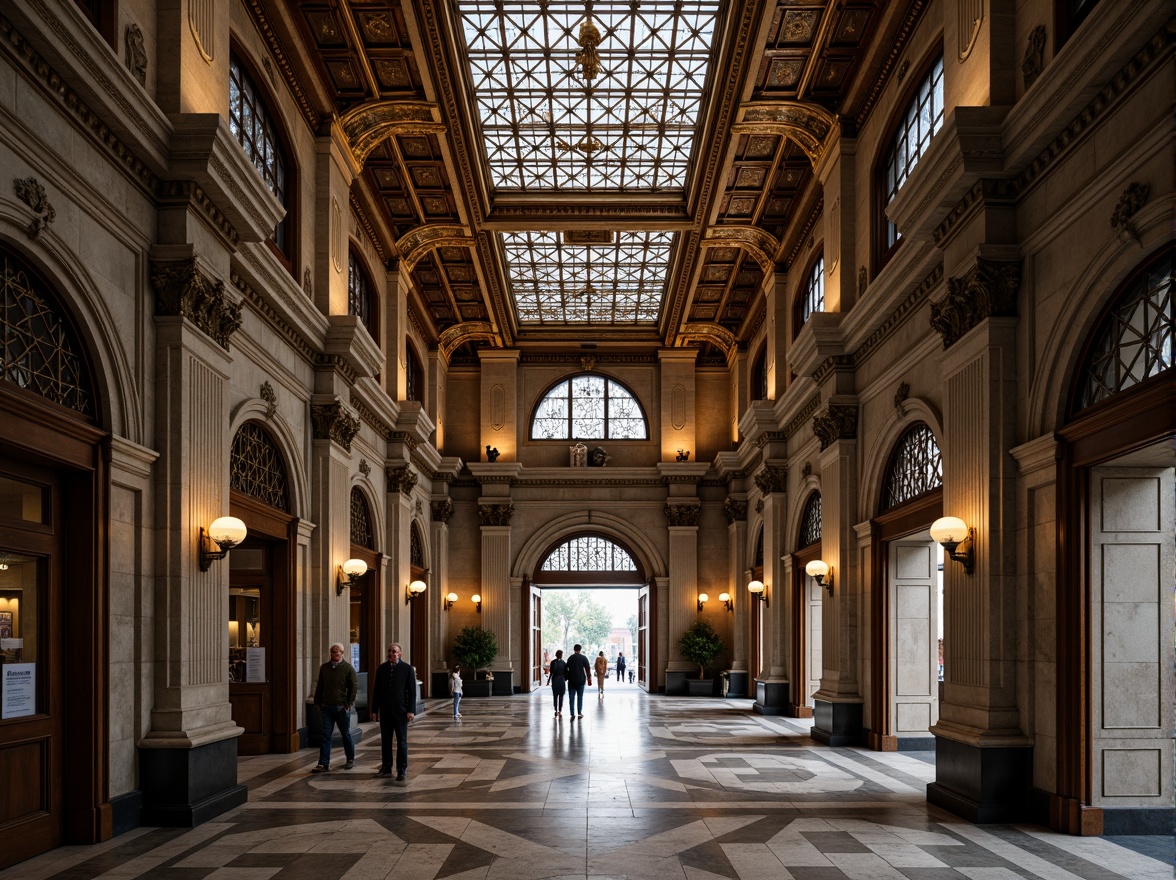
left=349, top=487, right=373, bottom=549
left=1073, top=248, right=1173, bottom=414
left=347, top=250, right=375, bottom=333
left=800, top=254, right=825, bottom=324
left=230, top=422, right=290, bottom=511
left=531, top=373, right=648, bottom=440
left=536, top=534, right=643, bottom=584
left=881, top=423, right=942, bottom=511
left=798, top=492, right=822, bottom=548
left=229, top=52, right=291, bottom=256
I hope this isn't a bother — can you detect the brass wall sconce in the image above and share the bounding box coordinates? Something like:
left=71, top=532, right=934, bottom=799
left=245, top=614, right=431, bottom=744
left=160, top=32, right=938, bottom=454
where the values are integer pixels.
left=805, top=559, right=833, bottom=595
left=444, top=592, right=458, bottom=611
left=337, top=558, right=368, bottom=596
left=199, top=516, right=247, bottom=571
left=697, top=592, right=709, bottom=611
left=405, top=579, right=427, bottom=605
left=718, top=591, right=732, bottom=611
left=747, top=579, right=768, bottom=607
left=931, top=516, right=975, bottom=574
left=472, top=593, right=482, bottom=614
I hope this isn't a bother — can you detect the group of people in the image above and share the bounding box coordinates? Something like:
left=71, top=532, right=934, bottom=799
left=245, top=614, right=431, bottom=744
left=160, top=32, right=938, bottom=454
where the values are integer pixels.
left=544, top=646, right=629, bottom=717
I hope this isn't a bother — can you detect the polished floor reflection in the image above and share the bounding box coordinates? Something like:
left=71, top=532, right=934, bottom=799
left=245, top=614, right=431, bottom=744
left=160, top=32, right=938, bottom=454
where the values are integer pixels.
left=3, top=685, right=1168, bottom=879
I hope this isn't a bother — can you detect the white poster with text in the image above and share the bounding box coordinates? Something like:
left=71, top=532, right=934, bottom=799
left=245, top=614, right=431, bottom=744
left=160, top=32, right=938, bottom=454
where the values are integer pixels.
left=2, top=663, right=35, bottom=718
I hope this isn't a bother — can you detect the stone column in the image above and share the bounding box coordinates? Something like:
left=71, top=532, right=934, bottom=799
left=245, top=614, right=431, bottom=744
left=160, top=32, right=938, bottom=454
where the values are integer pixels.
left=723, top=496, right=750, bottom=696
left=314, top=117, right=361, bottom=317
left=658, top=348, right=697, bottom=461
left=754, top=463, right=789, bottom=714
left=384, top=260, right=411, bottom=401
left=659, top=463, right=707, bottom=694
left=427, top=459, right=462, bottom=696
left=385, top=463, right=418, bottom=649
left=815, top=125, right=858, bottom=313
left=468, top=462, right=522, bottom=694
left=765, top=269, right=789, bottom=399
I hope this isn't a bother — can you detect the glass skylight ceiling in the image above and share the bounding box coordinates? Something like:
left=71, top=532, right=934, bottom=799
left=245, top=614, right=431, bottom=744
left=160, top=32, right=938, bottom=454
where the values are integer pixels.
left=457, top=0, right=721, bottom=191
left=503, top=230, right=674, bottom=324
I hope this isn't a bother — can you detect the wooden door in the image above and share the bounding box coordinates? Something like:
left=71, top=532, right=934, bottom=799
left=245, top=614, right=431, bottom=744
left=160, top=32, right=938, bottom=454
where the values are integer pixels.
left=229, top=539, right=272, bottom=755
left=530, top=582, right=543, bottom=689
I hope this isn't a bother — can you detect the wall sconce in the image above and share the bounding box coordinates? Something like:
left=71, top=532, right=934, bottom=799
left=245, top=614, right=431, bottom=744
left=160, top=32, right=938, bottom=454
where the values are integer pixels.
left=405, top=579, right=427, bottom=605
left=199, top=516, right=247, bottom=571
left=748, top=579, right=768, bottom=607
left=697, top=592, right=709, bottom=611
left=718, top=591, right=732, bottom=611
left=444, top=592, right=458, bottom=611
left=805, top=559, right=833, bottom=595
left=337, top=558, right=368, bottom=596
left=931, top=516, right=975, bottom=574
left=471, top=593, right=482, bottom=614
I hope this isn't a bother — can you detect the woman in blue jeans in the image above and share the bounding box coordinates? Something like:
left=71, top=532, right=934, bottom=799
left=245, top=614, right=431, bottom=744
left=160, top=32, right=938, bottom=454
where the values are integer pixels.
left=547, top=649, right=568, bottom=716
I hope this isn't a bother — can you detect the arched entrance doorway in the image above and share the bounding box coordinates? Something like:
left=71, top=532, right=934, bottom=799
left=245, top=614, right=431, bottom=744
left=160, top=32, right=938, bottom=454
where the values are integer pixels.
left=790, top=491, right=823, bottom=717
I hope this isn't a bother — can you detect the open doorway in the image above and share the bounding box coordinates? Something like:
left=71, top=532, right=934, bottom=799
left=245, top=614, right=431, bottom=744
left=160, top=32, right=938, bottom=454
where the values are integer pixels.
left=539, top=587, right=640, bottom=686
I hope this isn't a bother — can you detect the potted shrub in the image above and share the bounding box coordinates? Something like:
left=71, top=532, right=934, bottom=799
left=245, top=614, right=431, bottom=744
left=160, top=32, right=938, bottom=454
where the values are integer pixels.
left=679, top=620, right=723, bottom=696
left=452, top=625, right=498, bottom=697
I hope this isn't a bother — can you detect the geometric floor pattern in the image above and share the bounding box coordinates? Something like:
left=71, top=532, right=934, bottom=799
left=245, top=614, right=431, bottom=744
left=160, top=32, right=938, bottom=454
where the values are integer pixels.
left=2, top=686, right=1169, bottom=879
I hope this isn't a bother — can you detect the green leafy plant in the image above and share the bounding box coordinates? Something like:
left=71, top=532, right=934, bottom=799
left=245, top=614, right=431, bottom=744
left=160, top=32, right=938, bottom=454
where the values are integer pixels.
left=678, top=620, right=723, bottom=680
left=452, top=625, right=498, bottom=677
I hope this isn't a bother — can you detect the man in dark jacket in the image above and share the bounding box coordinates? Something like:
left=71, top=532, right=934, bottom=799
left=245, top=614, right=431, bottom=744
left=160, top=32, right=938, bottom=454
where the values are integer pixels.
left=371, top=643, right=416, bottom=780
left=312, top=642, right=358, bottom=772
left=616, top=652, right=626, bottom=682
left=565, top=643, right=592, bottom=718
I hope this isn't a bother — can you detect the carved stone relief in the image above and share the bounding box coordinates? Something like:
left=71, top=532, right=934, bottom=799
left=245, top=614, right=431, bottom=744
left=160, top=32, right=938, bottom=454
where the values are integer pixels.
left=722, top=498, right=747, bottom=524
left=812, top=403, right=859, bottom=451
left=387, top=465, right=418, bottom=494
left=125, top=23, right=147, bottom=86
left=260, top=381, right=277, bottom=418
left=431, top=498, right=454, bottom=523
left=754, top=465, right=787, bottom=495
left=1022, top=25, right=1046, bottom=89
left=664, top=503, right=701, bottom=527
left=150, top=257, right=242, bottom=349
left=311, top=401, right=361, bottom=451
left=13, top=177, right=55, bottom=238
left=1110, top=182, right=1149, bottom=245
left=929, top=258, right=1021, bottom=348
left=479, top=502, right=514, bottom=526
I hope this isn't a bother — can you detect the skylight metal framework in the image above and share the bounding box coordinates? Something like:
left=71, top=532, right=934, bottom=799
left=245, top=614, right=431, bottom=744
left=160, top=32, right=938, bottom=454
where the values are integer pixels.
left=457, top=0, right=720, bottom=192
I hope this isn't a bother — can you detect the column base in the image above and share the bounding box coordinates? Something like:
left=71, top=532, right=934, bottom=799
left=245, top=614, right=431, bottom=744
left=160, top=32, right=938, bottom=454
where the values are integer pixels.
left=752, top=679, right=789, bottom=715
left=431, top=670, right=450, bottom=700
left=811, top=699, right=863, bottom=745
left=665, top=670, right=690, bottom=695
left=927, top=735, right=1032, bottom=823
left=725, top=670, right=749, bottom=698
left=139, top=737, right=247, bottom=827
left=491, top=670, right=514, bottom=696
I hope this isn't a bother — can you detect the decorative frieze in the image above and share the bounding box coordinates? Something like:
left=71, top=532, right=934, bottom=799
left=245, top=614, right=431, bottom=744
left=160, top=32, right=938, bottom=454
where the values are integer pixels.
left=479, top=502, right=514, bottom=526
left=311, top=401, right=361, bottom=451
left=431, top=498, right=454, bottom=523
left=812, top=403, right=859, bottom=451
left=151, top=258, right=242, bottom=349
left=722, top=498, right=747, bottom=524
left=754, top=465, right=787, bottom=495
left=387, top=465, right=418, bottom=494
left=784, top=393, right=823, bottom=439
left=930, top=258, right=1021, bottom=348
left=664, top=503, right=701, bottom=527
left=13, top=177, right=55, bottom=238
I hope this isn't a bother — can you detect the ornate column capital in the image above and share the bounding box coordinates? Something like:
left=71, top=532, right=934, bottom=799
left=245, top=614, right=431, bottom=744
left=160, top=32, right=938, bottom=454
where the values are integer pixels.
left=722, top=497, right=748, bottom=524
left=930, top=257, right=1021, bottom=349
left=812, top=402, right=859, bottom=451
left=150, top=257, right=242, bottom=349
left=479, top=502, right=514, bottom=526
left=664, top=502, right=701, bottom=527
left=386, top=465, right=418, bottom=494
left=310, top=401, right=360, bottom=451
left=754, top=465, right=787, bottom=495
left=431, top=498, right=454, bottom=523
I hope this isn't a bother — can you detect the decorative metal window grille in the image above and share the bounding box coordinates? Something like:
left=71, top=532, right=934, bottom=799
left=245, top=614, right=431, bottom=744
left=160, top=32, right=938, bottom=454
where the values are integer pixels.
left=0, top=249, right=93, bottom=417
left=347, top=252, right=371, bottom=327
left=799, top=493, right=822, bottom=547
left=802, top=256, right=825, bottom=322
left=229, top=53, right=288, bottom=251
left=531, top=373, right=648, bottom=440
left=1077, top=251, right=1173, bottom=411
left=884, top=55, right=944, bottom=248
left=230, top=422, right=290, bottom=511
left=350, top=487, right=373, bottom=549
left=540, top=535, right=637, bottom=572
left=882, top=423, right=943, bottom=510
left=405, top=343, right=422, bottom=402
left=410, top=523, right=425, bottom=568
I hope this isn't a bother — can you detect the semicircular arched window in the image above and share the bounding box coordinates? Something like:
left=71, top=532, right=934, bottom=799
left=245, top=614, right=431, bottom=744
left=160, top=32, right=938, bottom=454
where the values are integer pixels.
left=350, top=487, right=373, bottom=549
left=1, top=246, right=95, bottom=418
left=410, top=522, right=425, bottom=568
left=531, top=373, right=648, bottom=440
left=537, top=534, right=643, bottom=584
left=230, top=422, right=290, bottom=511
left=1074, top=248, right=1173, bottom=413
left=881, top=423, right=942, bottom=510
left=799, top=492, right=822, bottom=548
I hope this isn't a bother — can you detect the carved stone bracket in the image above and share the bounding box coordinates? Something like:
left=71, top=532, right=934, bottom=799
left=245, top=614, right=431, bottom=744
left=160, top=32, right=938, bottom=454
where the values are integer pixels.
left=431, top=498, right=454, bottom=523
left=387, top=465, right=418, bottom=494
left=13, top=177, right=55, bottom=238
left=260, top=381, right=277, bottom=418
left=150, top=257, right=242, bottom=349
left=754, top=465, right=787, bottom=495
left=722, top=498, right=747, bottom=524
left=664, top=503, right=701, bottom=527
left=358, top=458, right=371, bottom=477
left=812, top=403, right=859, bottom=451
left=929, top=258, right=1022, bottom=348
left=479, top=502, right=514, bottom=526
left=311, top=401, right=361, bottom=451
left=1110, top=182, right=1149, bottom=245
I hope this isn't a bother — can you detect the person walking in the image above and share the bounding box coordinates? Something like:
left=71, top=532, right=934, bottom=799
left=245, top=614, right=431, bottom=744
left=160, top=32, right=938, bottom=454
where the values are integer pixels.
left=311, top=642, right=358, bottom=772
left=566, top=644, right=591, bottom=718
left=547, top=649, right=568, bottom=716
left=371, top=643, right=416, bottom=781
left=449, top=666, right=463, bottom=720
left=616, top=652, right=626, bottom=682
left=594, top=651, right=608, bottom=697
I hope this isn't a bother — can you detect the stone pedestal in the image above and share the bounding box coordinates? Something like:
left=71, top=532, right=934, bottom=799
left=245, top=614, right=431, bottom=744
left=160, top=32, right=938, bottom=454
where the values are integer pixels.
left=811, top=699, right=862, bottom=746
left=665, top=669, right=689, bottom=695
left=753, top=679, right=789, bottom=715
left=927, top=737, right=1032, bottom=822
left=491, top=671, right=514, bottom=696
left=139, top=738, right=247, bottom=827
left=725, top=669, right=749, bottom=697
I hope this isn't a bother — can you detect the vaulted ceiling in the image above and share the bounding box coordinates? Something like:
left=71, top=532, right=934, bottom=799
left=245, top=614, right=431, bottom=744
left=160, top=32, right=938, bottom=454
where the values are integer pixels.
left=258, top=1, right=923, bottom=364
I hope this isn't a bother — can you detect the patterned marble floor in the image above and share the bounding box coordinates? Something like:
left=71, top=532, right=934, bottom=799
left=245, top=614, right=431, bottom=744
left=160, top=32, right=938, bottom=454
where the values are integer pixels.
left=4, top=685, right=1169, bottom=879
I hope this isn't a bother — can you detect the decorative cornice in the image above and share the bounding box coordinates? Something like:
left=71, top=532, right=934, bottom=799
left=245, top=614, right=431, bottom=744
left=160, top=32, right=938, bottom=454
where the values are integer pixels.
left=478, top=502, right=514, bottom=526
left=813, top=403, right=859, bottom=451
left=353, top=398, right=392, bottom=440
left=754, top=465, right=787, bottom=495
left=933, top=178, right=1017, bottom=245
left=852, top=263, right=943, bottom=366
left=349, top=191, right=387, bottom=262
left=243, top=0, right=320, bottom=129
left=518, top=352, right=659, bottom=366
left=232, top=270, right=317, bottom=366
left=784, top=393, right=823, bottom=440
left=785, top=197, right=824, bottom=269
left=151, top=258, right=241, bottom=349
left=431, top=498, right=454, bottom=523
left=811, top=354, right=854, bottom=386
left=387, top=465, right=418, bottom=494
left=340, top=100, right=446, bottom=167
left=722, top=497, right=748, bottom=524
left=439, top=321, right=497, bottom=359
left=398, top=224, right=475, bottom=271
left=389, top=430, right=421, bottom=454
left=664, top=502, right=701, bottom=527
left=678, top=323, right=737, bottom=356
left=753, top=430, right=788, bottom=450
left=730, top=101, right=837, bottom=166
left=930, top=258, right=1021, bottom=348
left=853, top=0, right=929, bottom=130
left=313, top=353, right=359, bottom=385
left=157, top=180, right=240, bottom=247
left=311, top=401, right=361, bottom=451
left=700, top=226, right=780, bottom=273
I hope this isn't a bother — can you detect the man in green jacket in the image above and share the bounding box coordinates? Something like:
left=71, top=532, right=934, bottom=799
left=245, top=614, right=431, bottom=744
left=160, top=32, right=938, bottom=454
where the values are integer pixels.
left=312, top=642, right=358, bottom=772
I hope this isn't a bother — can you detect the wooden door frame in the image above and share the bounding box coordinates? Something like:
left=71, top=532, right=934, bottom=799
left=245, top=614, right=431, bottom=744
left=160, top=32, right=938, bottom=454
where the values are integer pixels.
left=789, top=546, right=819, bottom=717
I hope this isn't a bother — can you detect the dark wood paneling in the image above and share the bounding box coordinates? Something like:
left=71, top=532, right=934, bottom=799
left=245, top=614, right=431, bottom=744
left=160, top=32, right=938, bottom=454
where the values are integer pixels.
left=0, top=739, right=48, bottom=824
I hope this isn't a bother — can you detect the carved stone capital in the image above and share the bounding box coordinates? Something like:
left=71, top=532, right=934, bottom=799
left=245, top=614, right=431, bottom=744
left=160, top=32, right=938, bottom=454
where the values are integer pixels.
left=722, top=498, right=748, bottom=524
left=431, top=498, right=454, bottom=523
left=754, top=465, right=787, bottom=495
left=812, top=403, right=859, bottom=451
left=930, top=258, right=1021, bottom=349
left=664, top=502, right=701, bottom=527
left=386, top=465, right=418, bottom=494
left=311, top=401, right=361, bottom=451
left=479, top=502, right=514, bottom=526
left=150, top=257, right=242, bottom=349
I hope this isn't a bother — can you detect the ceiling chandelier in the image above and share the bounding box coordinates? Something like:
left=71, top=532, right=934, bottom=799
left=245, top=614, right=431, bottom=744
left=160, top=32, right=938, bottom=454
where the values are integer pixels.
left=575, top=16, right=603, bottom=83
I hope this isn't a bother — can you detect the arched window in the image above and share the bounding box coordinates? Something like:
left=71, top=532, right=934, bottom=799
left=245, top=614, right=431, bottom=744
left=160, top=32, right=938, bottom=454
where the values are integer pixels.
left=0, top=245, right=95, bottom=418
left=347, top=251, right=374, bottom=331
left=754, top=528, right=764, bottom=567
left=536, top=534, right=644, bottom=585
left=1073, top=248, right=1173, bottom=414
left=230, top=422, right=290, bottom=511
left=405, top=342, right=423, bottom=403
left=800, top=254, right=825, bottom=323
left=880, top=54, right=944, bottom=254
left=531, top=373, right=648, bottom=440
left=881, top=423, right=942, bottom=510
left=799, top=492, right=822, bottom=548
left=751, top=345, right=768, bottom=401
left=229, top=52, right=291, bottom=256
left=350, top=488, right=373, bottom=549
left=409, top=522, right=425, bottom=568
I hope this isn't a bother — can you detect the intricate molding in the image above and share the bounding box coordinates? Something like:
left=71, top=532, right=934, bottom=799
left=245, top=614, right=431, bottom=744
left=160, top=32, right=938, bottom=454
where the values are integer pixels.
left=157, top=180, right=240, bottom=246
left=722, top=497, right=747, bottom=524
left=124, top=23, right=146, bottom=86
left=431, top=498, right=454, bottom=523
left=311, top=401, right=361, bottom=451
left=853, top=262, right=943, bottom=366
left=243, top=0, right=320, bottom=129
left=811, top=354, right=853, bottom=386
left=151, top=258, right=241, bottom=349
left=700, top=226, right=779, bottom=273
left=387, top=465, right=418, bottom=494
left=1022, top=24, right=1046, bottom=89
left=678, top=323, right=737, bottom=356
left=260, top=381, right=277, bottom=418
left=930, top=258, right=1021, bottom=348
left=233, top=271, right=316, bottom=365
left=731, top=101, right=837, bottom=165
left=439, top=321, right=497, bottom=359
left=479, top=502, right=514, bottom=526
left=754, top=465, right=787, bottom=495
left=519, top=352, right=658, bottom=366
left=389, top=431, right=421, bottom=454
left=398, top=224, right=475, bottom=271
left=813, top=403, right=859, bottom=451
left=854, top=0, right=929, bottom=129
left=784, top=393, right=823, bottom=440
left=753, top=430, right=787, bottom=450
left=358, top=458, right=371, bottom=477
left=1110, top=182, right=1149, bottom=244
left=12, top=177, right=55, bottom=238
left=349, top=191, right=388, bottom=263
left=341, top=101, right=446, bottom=166
left=664, top=502, right=701, bottom=527
left=785, top=196, right=824, bottom=268
left=313, top=353, right=359, bottom=386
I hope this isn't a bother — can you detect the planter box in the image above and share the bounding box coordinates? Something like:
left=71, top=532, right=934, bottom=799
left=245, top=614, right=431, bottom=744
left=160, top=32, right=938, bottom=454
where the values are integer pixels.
left=464, top=680, right=492, bottom=697
left=686, top=678, right=716, bottom=697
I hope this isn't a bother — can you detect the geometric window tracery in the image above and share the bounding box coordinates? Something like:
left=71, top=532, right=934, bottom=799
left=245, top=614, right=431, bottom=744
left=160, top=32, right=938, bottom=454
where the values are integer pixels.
left=230, top=421, right=290, bottom=512
left=884, top=55, right=944, bottom=249
left=799, top=492, right=822, bottom=548
left=531, top=372, right=648, bottom=440
left=1076, top=249, right=1174, bottom=412
left=0, top=247, right=94, bottom=417
left=350, top=487, right=373, bottom=549
left=410, top=522, right=425, bottom=568
left=541, top=535, right=637, bottom=572
left=881, top=423, right=942, bottom=510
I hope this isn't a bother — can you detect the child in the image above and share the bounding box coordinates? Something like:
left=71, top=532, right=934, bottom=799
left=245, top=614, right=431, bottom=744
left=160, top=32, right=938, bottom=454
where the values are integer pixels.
left=449, top=667, right=463, bottom=719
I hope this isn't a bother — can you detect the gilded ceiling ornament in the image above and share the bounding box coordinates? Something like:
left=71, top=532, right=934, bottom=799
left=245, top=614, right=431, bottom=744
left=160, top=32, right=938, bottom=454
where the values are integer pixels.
left=678, top=323, right=737, bottom=357
left=13, top=177, right=55, bottom=238
left=397, top=224, right=476, bottom=271
left=730, top=101, right=837, bottom=166
left=150, top=257, right=241, bottom=349
left=930, top=258, right=1021, bottom=348
left=340, top=100, right=446, bottom=166
left=580, top=356, right=596, bottom=371
left=700, top=227, right=780, bottom=274
left=439, top=322, right=498, bottom=359
left=575, top=16, right=603, bottom=83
